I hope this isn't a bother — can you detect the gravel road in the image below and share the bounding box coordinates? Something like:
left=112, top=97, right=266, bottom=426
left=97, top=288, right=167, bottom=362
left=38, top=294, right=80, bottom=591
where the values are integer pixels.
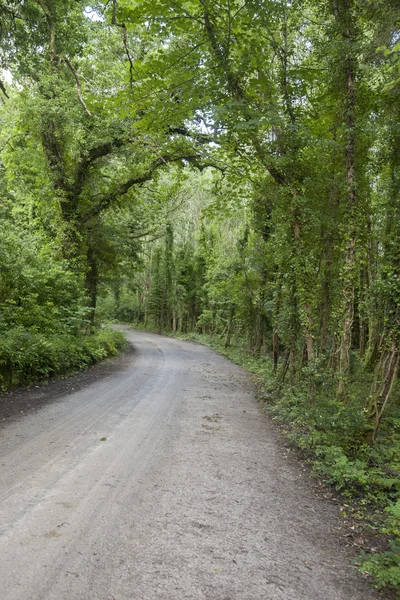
left=0, top=329, right=384, bottom=600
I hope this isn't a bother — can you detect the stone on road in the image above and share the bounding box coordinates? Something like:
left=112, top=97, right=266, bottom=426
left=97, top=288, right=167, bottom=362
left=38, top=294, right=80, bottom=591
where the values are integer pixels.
left=0, top=329, right=381, bottom=599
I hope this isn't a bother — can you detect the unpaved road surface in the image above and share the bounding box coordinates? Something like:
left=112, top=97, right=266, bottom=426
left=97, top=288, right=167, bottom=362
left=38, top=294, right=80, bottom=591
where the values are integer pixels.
left=0, top=329, right=384, bottom=600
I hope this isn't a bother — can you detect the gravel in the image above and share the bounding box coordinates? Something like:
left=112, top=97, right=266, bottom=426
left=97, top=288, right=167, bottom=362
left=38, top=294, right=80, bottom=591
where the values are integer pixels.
left=0, top=328, right=387, bottom=599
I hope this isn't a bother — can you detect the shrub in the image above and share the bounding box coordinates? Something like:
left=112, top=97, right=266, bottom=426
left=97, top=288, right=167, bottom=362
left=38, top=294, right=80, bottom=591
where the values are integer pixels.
left=0, top=327, right=126, bottom=390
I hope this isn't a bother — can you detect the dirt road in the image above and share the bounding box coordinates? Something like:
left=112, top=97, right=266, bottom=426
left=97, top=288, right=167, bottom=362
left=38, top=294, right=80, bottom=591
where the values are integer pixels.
left=0, top=329, right=383, bottom=599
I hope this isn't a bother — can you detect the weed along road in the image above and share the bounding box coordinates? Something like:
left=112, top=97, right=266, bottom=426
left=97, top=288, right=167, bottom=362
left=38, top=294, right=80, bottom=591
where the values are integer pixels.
left=0, top=329, right=382, bottom=600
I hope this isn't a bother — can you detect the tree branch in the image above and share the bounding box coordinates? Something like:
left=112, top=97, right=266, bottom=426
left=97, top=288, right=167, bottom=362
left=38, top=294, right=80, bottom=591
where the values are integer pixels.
left=36, top=0, right=55, bottom=64
left=80, top=153, right=200, bottom=223
left=87, top=138, right=127, bottom=163
left=201, top=1, right=286, bottom=186
left=168, top=126, right=219, bottom=145
left=112, top=0, right=134, bottom=88
left=0, top=78, right=9, bottom=99
left=64, top=58, right=92, bottom=116
left=166, top=0, right=203, bottom=24
left=72, top=137, right=129, bottom=200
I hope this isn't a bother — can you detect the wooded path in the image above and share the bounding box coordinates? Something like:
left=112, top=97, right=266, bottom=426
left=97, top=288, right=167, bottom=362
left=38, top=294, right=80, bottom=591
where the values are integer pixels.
left=0, top=329, right=382, bottom=599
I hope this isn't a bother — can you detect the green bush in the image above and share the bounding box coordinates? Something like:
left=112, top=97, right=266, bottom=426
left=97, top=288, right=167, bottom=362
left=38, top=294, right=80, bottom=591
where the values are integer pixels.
left=0, top=327, right=126, bottom=390
left=360, top=539, right=400, bottom=591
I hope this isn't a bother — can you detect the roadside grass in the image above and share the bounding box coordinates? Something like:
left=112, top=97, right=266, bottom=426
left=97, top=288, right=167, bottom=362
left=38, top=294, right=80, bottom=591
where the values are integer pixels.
left=0, top=327, right=127, bottom=390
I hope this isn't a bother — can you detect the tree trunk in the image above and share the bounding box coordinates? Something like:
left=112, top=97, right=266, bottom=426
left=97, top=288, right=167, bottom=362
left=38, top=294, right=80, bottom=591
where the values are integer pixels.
left=279, top=349, right=290, bottom=386
left=337, top=237, right=356, bottom=394
left=84, top=245, right=98, bottom=326
left=328, top=336, right=338, bottom=374
left=289, top=344, right=296, bottom=386
left=365, top=326, right=381, bottom=371
left=358, top=266, right=368, bottom=359
left=364, top=338, right=399, bottom=444
left=225, top=304, right=234, bottom=348
left=273, top=276, right=282, bottom=374
left=336, top=0, right=357, bottom=395
left=305, top=302, right=314, bottom=362
left=320, top=233, right=333, bottom=354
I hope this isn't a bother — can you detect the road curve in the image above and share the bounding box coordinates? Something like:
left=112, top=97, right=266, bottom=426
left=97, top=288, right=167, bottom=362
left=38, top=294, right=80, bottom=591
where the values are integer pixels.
left=0, top=329, right=382, bottom=600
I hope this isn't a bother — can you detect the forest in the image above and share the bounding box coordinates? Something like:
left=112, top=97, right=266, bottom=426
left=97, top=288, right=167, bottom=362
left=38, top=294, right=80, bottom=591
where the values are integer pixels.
left=0, top=0, right=399, bottom=592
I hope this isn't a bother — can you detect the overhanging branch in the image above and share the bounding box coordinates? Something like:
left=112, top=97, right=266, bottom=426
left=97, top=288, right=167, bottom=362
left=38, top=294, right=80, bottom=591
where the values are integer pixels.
left=112, top=0, right=134, bottom=89
left=36, top=0, right=56, bottom=64
left=0, top=78, right=9, bottom=99
left=64, top=58, right=92, bottom=116
left=168, top=126, right=219, bottom=145
left=80, top=153, right=200, bottom=223
left=201, top=1, right=286, bottom=187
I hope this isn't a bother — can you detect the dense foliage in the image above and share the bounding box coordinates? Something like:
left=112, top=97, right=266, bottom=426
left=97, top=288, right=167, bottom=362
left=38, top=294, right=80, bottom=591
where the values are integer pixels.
left=0, top=216, right=126, bottom=387
left=1, top=0, right=400, bottom=591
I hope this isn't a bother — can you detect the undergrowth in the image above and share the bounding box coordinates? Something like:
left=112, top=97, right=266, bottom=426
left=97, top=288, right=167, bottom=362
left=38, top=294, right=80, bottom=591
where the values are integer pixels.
left=0, top=327, right=127, bottom=390
left=173, top=331, right=400, bottom=597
